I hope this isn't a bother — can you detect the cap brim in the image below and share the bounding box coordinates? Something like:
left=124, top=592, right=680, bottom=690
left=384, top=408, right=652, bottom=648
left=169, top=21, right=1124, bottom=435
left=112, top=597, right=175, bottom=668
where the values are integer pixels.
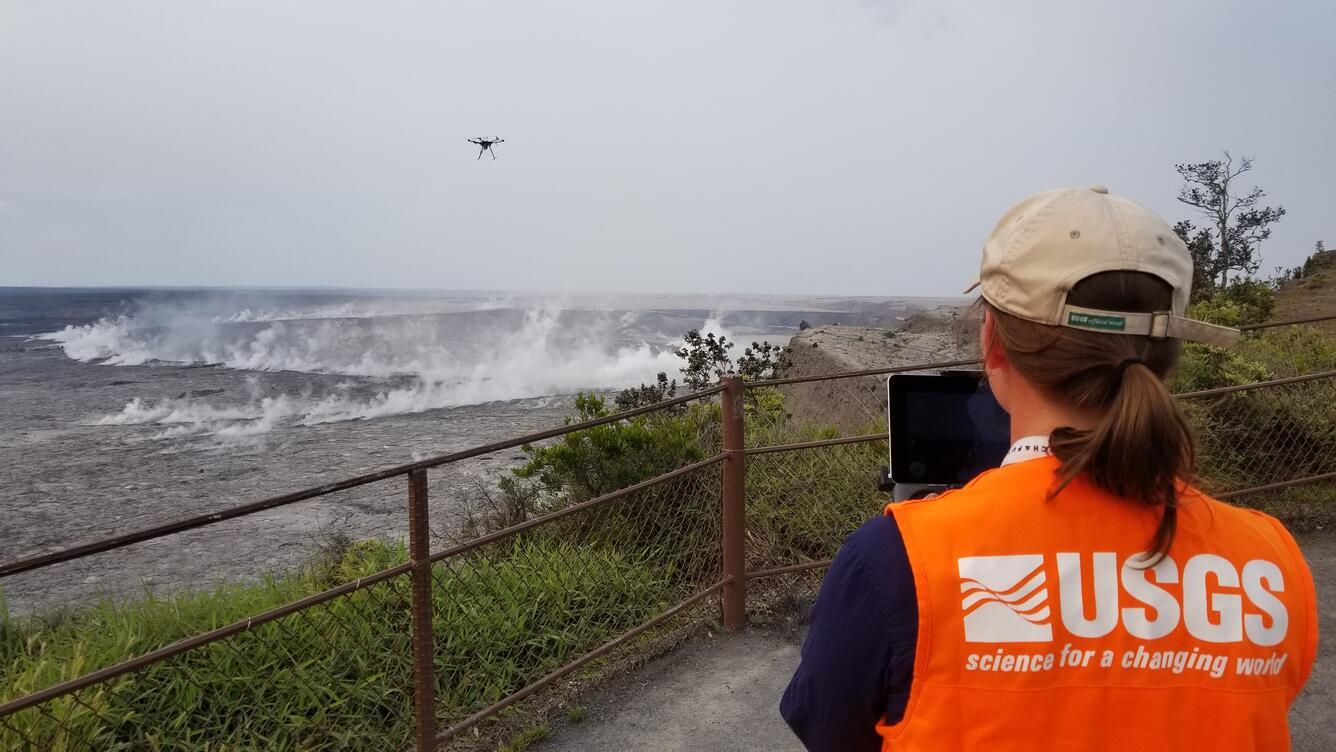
left=963, top=279, right=980, bottom=295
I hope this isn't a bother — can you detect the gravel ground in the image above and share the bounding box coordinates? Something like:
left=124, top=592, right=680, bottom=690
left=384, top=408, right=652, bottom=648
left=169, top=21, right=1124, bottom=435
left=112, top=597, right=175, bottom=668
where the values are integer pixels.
left=535, top=629, right=804, bottom=752
left=1290, top=530, right=1335, bottom=752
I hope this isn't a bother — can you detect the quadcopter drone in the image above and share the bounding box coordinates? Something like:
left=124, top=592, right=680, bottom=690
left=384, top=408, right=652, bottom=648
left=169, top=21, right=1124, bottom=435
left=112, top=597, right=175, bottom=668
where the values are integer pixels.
left=467, top=136, right=505, bottom=160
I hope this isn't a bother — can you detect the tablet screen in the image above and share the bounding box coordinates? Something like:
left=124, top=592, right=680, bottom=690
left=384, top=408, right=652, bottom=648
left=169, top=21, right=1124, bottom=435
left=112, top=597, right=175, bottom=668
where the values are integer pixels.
left=888, top=373, right=1010, bottom=486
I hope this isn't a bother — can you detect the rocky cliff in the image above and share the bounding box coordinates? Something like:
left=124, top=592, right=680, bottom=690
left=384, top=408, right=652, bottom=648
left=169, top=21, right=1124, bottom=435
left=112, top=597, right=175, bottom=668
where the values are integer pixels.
left=779, top=306, right=980, bottom=433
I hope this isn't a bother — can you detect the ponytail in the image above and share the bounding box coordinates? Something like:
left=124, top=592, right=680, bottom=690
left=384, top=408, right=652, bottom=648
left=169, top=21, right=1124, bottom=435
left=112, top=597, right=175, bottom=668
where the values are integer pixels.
left=1048, top=361, right=1194, bottom=558
left=987, top=271, right=1197, bottom=560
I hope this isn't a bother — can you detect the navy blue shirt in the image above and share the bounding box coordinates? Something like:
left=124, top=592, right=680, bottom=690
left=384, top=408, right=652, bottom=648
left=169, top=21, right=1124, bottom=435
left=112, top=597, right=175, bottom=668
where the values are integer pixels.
left=780, top=515, right=918, bottom=752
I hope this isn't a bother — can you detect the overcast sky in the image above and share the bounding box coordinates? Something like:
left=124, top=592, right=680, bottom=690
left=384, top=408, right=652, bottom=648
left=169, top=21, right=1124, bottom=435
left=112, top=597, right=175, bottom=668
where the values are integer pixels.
left=2, top=1, right=1332, bottom=296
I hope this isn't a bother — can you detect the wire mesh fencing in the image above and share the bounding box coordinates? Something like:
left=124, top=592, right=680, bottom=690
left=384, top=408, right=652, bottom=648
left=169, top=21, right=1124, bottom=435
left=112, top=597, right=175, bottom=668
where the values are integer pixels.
left=425, top=459, right=724, bottom=744
left=1184, top=372, right=1336, bottom=498
left=744, top=440, right=887, bottom=573
left=0, top=465, right=438, bottom=751
left=1, top=386, right=732, bottom=751
left=739, top=361, right=1336, bottom=605
left=1, top=563, right=417, bottom=750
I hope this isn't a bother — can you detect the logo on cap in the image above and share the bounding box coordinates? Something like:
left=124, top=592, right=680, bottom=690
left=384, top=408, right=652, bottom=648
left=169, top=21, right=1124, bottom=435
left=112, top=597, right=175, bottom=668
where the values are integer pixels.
left=1066, top=311, right=1127, bottom=331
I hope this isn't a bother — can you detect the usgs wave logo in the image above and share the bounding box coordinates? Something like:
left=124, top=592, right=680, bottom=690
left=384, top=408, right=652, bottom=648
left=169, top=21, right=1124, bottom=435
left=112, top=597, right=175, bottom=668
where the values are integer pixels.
left=958, top=553, right=1288, bottom=645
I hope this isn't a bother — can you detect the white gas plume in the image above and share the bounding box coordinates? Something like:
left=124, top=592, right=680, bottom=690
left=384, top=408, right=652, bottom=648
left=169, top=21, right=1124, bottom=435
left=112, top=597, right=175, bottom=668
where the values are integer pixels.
left=50, top=297, right=738, bottom=441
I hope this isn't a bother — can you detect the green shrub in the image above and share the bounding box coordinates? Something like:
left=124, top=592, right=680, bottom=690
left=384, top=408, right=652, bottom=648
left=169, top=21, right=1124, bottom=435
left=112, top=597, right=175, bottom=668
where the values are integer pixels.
left=503, top=384, right=872, bottom=579
left=1179, top=324, right=1336, bottom=494
left=499, top=394, right=721, bottom=583
left=1187, top=280, right=1276, bottom=327
left=745, top=437, right=887, bottom=567
left=1171, top=343, right=1270, bottom=393
left=743, top=386, right=808, bottom=446
left=1188, top=386, right=1336, bottom=495
left=1236, top=326, right=1336, bottom=378
left=512, top=394, right=714, bottom=502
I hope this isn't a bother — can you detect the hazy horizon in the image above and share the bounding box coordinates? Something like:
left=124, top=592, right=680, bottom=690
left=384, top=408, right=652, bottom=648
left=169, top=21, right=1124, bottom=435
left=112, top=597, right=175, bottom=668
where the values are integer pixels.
left=1, top=283, right=964, bottom=300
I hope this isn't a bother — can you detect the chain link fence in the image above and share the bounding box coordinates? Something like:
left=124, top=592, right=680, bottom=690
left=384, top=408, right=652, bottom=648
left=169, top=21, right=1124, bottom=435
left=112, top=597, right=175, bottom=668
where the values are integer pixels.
left=426, top=460, right=723, bottom=743
left=1, top=387, right=730, bottom=751
left=741, top=326, right=1336, bottom=599
left=744, top=440, right=887, bottom=571
left=1, top=562, right=417, bottom=750
left=1183, top=373, right=1336, bottom=496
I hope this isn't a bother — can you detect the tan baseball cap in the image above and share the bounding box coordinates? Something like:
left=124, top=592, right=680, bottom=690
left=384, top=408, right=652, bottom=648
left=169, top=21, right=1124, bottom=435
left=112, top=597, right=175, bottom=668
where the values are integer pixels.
left=965, top=185, right=1240, bottom=347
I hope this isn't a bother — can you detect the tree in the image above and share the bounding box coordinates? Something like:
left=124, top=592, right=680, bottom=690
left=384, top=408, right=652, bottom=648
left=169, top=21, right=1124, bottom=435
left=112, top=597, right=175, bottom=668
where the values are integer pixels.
left=614, top=329, right=793, bottom=410
left=1172, top=219, right=1217, bottom=296
left=613, top=372, right=677, bottom=412
left=1174, top=152, right=1285, bottom=292
left=736, top=341, right=791, bottom=381
left=675, top=329, right=735, bottom=391
left=673, top=329, right=790, bottom=389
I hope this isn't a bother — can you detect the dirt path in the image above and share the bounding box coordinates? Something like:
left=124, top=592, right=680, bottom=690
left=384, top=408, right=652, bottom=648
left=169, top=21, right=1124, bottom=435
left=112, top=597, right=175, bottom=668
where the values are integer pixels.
left=534, top=629, right=804, bottom=752
left=537, top=531, right=1334, bottom=751
left=1290, top=530, right=1334, bottom=752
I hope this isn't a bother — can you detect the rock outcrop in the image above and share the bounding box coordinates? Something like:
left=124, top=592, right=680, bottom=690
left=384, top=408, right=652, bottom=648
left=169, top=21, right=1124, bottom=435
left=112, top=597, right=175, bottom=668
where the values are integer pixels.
left=780, top=306, right=979, bottom=433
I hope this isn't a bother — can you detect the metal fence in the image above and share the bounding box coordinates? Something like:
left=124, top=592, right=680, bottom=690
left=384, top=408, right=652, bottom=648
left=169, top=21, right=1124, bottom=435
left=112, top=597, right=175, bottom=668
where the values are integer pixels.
left=2, top=316, right=1334, bottom=750
left=740, top=315, right=1336, bottom=582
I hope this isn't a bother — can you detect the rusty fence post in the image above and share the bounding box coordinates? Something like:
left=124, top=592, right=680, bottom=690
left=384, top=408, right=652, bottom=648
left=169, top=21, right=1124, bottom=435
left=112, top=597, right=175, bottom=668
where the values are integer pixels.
left=407, top=468, right=437, bottom=750
left=720, top=375, right=747, bottom=631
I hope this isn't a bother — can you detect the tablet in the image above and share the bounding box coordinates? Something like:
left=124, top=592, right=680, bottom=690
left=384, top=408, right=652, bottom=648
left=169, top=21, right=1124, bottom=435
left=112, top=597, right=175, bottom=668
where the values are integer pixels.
left=887, top=372, right=1010, bottom=487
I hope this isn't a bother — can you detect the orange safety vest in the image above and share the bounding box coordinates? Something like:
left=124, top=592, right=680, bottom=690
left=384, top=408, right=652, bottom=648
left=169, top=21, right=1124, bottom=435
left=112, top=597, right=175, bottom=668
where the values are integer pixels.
left=879, top=455, right=1318, bottom=751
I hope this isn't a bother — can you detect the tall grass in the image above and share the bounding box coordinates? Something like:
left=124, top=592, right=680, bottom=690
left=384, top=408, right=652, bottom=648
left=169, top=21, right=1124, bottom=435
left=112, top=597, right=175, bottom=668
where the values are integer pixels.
left=2, top=538, right=671, bottom=750
left=745, top=439, right=887, bottom=568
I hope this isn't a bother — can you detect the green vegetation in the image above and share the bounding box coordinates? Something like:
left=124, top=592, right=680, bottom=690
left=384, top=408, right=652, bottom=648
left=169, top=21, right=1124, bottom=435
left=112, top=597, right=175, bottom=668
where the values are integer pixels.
left=1170, top=285, right=1276, bottom=394
left=745, top=436, right=887, bottom=567
left=511, top=394, right=714, bottom=501
left=671, top=329, right=790, bottom=391
left=2, top=539, right=672, bottom=750
left=1172, top=343, right=1271, bottom=393
left=1186, top=279, right=1276, bottom=328
left=497, top=394, right=720, bottom=585
left=499, top=724, right=550, bottom=752
left=1173, top=249, right=1336, bottom=391
left=1172, top=245, right=1336, bottom=500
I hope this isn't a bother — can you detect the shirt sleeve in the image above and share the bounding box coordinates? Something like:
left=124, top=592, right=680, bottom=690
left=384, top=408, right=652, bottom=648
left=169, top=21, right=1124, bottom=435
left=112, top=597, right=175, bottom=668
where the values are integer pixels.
left=780, top=514, right=918, bottom=752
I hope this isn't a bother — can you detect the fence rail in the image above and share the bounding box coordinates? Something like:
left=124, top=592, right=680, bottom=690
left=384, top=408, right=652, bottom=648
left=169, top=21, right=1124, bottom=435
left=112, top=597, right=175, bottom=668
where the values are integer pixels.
left=3, top=313, right=1335, bottom=750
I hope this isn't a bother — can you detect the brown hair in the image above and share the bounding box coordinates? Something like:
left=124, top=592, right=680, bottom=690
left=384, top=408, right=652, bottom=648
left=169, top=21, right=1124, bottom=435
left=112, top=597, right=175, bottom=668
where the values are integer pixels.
left=985, top=271, right=1195, bottom=559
